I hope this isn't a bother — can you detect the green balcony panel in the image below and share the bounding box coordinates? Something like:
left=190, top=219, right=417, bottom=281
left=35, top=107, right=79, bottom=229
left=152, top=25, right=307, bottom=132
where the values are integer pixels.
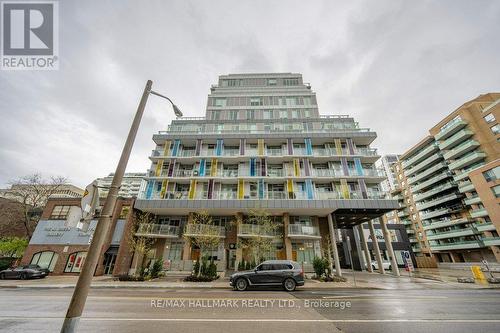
left=464, top=196, right=481, bottom=206
left=416, top=193, right=461, bottom=211
left=413, top=182, right=455, bottom=202
left=408, top=161, right=448, bottom=185
left=422, top=217, right=470, bottom=231
left=482, top=237, right=500, bottom=246
left=470, top=208, right=488, bottom=219
left=402, top=143, right=439, bottom=169
left=448, top=151, right=486, bottom=171
left=426, top=227, right=476, bottom=241
left=435, top=119, right=468, bottom=141
left=458, top=181, right=474, bottom=193
left=405, top=153, right=441, bottom=177
left=474, top=222, right=496, bottom=232
left=411, top=172, right=452, bottom=193
left=438, top=129, right=474, bottom=150
left=430, top=240, right=482, bottom=251
left=443, top=140, right=480, bottom=160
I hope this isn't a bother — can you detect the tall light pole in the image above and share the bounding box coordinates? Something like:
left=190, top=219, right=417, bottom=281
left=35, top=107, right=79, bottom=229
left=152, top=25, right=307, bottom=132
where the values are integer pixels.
left=61, top=80, right=182, bottom=333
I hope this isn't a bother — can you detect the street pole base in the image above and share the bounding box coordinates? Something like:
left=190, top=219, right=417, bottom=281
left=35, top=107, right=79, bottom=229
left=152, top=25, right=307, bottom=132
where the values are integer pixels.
left=61, top=317, right=80, bottom=333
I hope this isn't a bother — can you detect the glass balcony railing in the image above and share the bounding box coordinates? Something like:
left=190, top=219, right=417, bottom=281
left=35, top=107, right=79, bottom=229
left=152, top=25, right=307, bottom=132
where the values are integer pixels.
left=470, top=208, right=488, bottom=219
left=434, top=119, right=468, bottom=141
left=173, top=169, right=194, bottom=177
left=402, top=143, right=439, bottom=168
left=136, top=223, right=180, bottom=237
left=288, top=224, right=321, bottom=238
left=448, top=151, right=486, bottom=171
left=184, top=224, right=225, bottom=237
left=438, top=129, right=474, bottom=150
left=430, top=240, right=482, bottom=251
left=238, top=224, right=280, bottom=237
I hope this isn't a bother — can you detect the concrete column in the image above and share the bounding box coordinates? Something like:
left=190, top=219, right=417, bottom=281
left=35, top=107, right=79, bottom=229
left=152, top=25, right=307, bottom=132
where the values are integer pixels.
left=357, top=224, right=373, bottom=273
left=368, top=219, right=385, bottom=274
left=327, top=213, right=342, bottom=277
left=283, top=213, right=293, bottom=260
left=379, top=218, right=400, bottom=277
left=235, top=213, right=243, bottom=269
left=182, top=213, right=194, bottom=261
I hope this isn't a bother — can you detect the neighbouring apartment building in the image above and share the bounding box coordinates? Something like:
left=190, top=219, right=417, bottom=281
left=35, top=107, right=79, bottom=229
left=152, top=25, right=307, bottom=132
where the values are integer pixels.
left=394, top=93, right=500, bottom=267
left=96, top=172, right=146, bottom=198
left=20, top=197, right=134, bottom=275
left=134, top=73, right=398, bottom=273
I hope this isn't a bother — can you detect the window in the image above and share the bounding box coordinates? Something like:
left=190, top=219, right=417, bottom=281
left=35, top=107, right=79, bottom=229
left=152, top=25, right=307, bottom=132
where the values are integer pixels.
left=279, top=110, right=288, bottom=119
left=246, top=110, right=255, bottom=120
left=214, top=98, right=226, bottom=107
left=50, top=205, right=72, bottom=219
left=491, top=124, right=500, bottom=135
left=31, top=251, right=58, bottom=272
left=228, top=110, right=238, bottom=120
left=263, top=110, right=273, bottom=119
left=283, top=78, right=299, bottom=86
left=268, top=78, right=277, bottom=86
left=483, top=166, right=500, bottom=182
left=224, top=79, right=240, bottom=87
left=64, top=252, right=87, bottom=273
left=291, top=110, right=299, bottom=119
left=492, top=185, right=500, bottom=198
left=484, top=113, right=496, bottom=123
left=250, top=97, right=263, bottom=106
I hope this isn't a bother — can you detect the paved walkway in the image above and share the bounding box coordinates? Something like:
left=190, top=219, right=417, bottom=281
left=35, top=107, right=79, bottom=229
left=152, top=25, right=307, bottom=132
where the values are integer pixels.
left=1, top=268, right=498, bottom=290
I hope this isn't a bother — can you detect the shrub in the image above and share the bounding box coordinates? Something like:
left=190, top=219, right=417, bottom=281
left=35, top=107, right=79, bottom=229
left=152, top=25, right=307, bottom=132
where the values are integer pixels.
left=117, top=275, right=145, bottom=282
left=237, top=259, right=244, bottom=271
left=208, top=261, right=217, bottom=278
left=193, top=260, right=200, bottom=275
left=200, top=257, right=208, bottom=276
left=183, top=275, right=219, bottom=282
left=0, top=257, right=15, bottom=271
left=313, top=257, right=329, bottom=278
left=150, top=257, right=163, bottom=279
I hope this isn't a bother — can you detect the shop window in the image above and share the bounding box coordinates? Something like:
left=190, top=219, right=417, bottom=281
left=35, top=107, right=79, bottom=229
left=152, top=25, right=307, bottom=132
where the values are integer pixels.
left=64, top=252, right=87, bottom=273
left=31, top=251, right=58, bottom=272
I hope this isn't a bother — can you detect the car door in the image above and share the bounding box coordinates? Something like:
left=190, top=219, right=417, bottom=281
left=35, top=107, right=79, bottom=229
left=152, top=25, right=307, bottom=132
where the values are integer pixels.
left=269, top=264, right=288, bottom=284
left=250, top=264, right=272, bottom=284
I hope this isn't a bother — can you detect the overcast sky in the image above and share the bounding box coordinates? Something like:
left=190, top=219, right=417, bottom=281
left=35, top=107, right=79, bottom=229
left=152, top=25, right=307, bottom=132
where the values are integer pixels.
left=1, top=0, right=499, bottom=188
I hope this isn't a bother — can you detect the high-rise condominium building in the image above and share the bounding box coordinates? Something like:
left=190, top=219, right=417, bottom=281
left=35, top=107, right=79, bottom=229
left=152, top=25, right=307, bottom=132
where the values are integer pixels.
left=377, top=154, right=400, bottom=192
left=395, top=93, right=500, bottom=267
left=134, top=73, right=398, bottom=272
left=95, top=172, right=146, bottom=198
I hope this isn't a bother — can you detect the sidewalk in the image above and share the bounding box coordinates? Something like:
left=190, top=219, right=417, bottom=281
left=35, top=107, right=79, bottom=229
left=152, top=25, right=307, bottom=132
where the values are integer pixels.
left=1, top=269, right=499, bottom=290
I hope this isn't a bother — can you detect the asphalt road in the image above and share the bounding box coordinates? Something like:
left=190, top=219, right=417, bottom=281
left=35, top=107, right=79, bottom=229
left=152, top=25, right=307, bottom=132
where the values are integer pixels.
left=1, top=287, right=499, bottom=333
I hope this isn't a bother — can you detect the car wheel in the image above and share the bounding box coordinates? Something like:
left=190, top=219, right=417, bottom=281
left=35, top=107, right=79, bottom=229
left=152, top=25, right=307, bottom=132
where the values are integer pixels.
left=283, top=278, right=296, bottom=292
left=0, top=273, right=4, bottom=280
left=20, top=273, right=27, bottom=280
left=235, top=278, right=248, bottom=291
left=389, top=265, right=392, bottom=270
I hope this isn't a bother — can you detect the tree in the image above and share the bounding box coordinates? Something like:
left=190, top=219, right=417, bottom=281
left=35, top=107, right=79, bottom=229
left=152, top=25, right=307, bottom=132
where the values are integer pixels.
left=8, top=173, right=67, bottom=238
left=238, top=209, right=279, bottom=264
left=183, top=211, right=222, bottom=277
left=127, top=210, right=156, bottom=277
left=0, top=237, right=28, bottom=258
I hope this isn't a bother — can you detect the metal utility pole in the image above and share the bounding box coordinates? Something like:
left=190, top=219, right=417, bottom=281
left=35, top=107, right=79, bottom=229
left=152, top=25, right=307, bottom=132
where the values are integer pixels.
left=61, top=80, right=181, bottom=332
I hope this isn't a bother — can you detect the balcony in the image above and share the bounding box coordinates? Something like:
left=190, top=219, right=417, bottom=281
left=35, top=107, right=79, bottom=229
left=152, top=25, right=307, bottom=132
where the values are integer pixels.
left=438, top=129, right=474, bottom=150
left=266, top=148, right=284, bottom=156
left=221, top=169, right=238, bottom=177
left=267, top=169, right=284, bottom=177
left=482, top=237, right=500, bottom=247
left=223, top=149, right=240, bottom=157
left=164, top=191, right=189, bottom=200
left=179, top=149, right=196, bottom=157
left=407, top=161, right=448, bottom=185
left=401, top=219, right=412, bottom=225
left=402, top=143, right=439, bottom=169
left=355, top=148, right=378, bottom=156
left=405, top=153, right=442, bottom=177
left=412, top=246, right=422, bottom=252
left=464, top=195, right=481, bottom=206
left=443, top=140, right=480, bottom=160
left=397, top=209, right=409, bottom=218
left=426, top=227, right=476, bottom=241
left=420, top=204, right=462, bottom=221
left=413, top=182, right=455, bottom=202
left=184, top=224, right=225, bottom=237
left=173, top=169, right=194, bottom=177
left=434, top=119, right=468, bottom=141
left=430, top=240, right=482, bottom=251
left=453, top=161, right=486, bottom=182
left=422, top=217, right=470, bottom=231
left=448, top=151, right=486, bottom=171
left=135, top=223, right=180, bottom=238
left=474, top=222, right=496, bottom=232
left=470, top=207, right=488, bottom=219
left=411, top=171, right=452, bottom=193
left=267, top=191, right=288, bottom=199
left=409, top=237, right=418, bottom=243
left=416, top=193, right=461, bottom=211
left=458, top=181, right=474, bottom=193
left=311, top=169, right=339, bottom=177
left=214, top=191, right=238, bottom=200
left=287, top=224, right=321, bottom=239
left=238, top=224, right=280, bottom=238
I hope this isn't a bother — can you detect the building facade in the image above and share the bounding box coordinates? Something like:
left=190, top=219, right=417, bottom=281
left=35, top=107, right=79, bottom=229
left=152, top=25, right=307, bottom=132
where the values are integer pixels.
left=96, top=172, right=146, bottom=198
left=20, top=197, right=134, bottom=276
left=134, top=73, right=398, bottom=273
left=395, top=93, right=500, bottom=266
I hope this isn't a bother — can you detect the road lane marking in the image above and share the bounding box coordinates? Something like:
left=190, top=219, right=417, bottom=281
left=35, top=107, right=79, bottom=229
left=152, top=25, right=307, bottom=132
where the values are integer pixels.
left=1, top=317, right=500, bottom=323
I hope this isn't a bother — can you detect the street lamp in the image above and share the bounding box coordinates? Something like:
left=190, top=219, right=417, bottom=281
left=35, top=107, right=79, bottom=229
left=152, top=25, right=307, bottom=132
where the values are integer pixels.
left=61, top=80, right=181, bottom=333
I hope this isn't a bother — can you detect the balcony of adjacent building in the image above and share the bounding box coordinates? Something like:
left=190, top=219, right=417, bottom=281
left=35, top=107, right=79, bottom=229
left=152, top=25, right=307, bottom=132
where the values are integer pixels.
left=184, top=224, right=226, bottom=237
left=407, top=161, right=448, bottom=185
left=397, top=209, right=409, bottom=218
left=443, top=139, right=480, bottom=161
left=411, top=171, right=453, bottom=193
left=429, top=240, right=483, bottom=252
left=135, top=223, right=181, bottom=238
left=464, top=194, right=482, bottom=206
left=481, top=237, right=500, bottom=247
left=422, top=217, right=470, bottom=231
left=473, top=222, right=496, bottom=233
left=415, top=192, right=462, bottom=211
left=237, top=224, right=282, bottom=238
left=434, top=118, right=468, bottom=141
left=413, top=181, right=456, bottom=202
left=419, top=203, right=463, bottom=221
left=453, top=161, right=487, bottom=182
left=438, top=129, right=474, bottom=151
left=402, top=143, right=439, bottom=170
left=405, top=153, right=444, bottom=177
left=448, top=151, right=487, bottom=171
left=470, top=207, right=488, bottom=219
left=426, top=226, right=478, bottom=241
left=458, top=180, right=475, bottom=193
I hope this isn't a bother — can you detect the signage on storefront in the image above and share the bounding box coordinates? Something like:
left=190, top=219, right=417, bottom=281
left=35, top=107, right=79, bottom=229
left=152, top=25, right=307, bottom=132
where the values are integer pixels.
left=402, top=250, right=413, bottom=272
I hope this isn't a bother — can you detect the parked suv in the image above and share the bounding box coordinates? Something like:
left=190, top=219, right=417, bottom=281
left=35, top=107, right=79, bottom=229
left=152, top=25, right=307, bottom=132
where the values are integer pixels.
left=229, top=260, right=304, bottom=291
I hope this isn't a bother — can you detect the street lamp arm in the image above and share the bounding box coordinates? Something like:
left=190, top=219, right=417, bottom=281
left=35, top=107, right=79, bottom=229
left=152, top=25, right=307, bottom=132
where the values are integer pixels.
left=150, top=90, right=183, bottom=118
left=150, top=90, right=174, bottom=105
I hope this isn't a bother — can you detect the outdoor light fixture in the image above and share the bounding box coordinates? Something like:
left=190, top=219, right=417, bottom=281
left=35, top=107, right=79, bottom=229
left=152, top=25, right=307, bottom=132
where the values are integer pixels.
left=150, top=90, right=183, bottom=118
